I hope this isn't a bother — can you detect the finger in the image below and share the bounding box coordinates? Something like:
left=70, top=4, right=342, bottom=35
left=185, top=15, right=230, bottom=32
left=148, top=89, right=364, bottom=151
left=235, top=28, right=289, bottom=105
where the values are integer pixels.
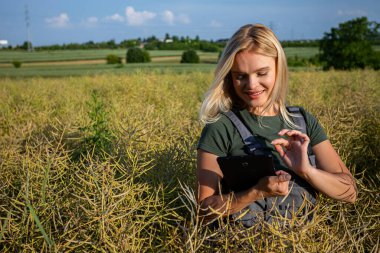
left=273, top=144, right=286, bottom=157
left=270, top=172, right=291, bottom=182
left=275, top=170, right=290, bottom=176
left=277, top=129, right=291, bottom=136
left=277, top=174, right=292, bottom=182
left=278, top=130, right=310, bottom=145
left=283, top=130, right=310, bottom=142
left=271, top=139, right=290, bottom=156
left=271, top=138, right=289, bottom=147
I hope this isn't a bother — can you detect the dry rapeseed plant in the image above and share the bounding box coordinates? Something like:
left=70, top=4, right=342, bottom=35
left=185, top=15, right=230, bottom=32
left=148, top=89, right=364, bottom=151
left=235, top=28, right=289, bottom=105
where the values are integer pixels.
left=0, top=70, right=379, bottom=252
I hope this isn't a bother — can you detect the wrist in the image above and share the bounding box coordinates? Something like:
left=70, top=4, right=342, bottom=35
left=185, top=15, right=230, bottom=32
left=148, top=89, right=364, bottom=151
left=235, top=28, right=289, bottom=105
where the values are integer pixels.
left=299, top=164, right=316, bottom=181
left=249, top=186, right=266, bottom=201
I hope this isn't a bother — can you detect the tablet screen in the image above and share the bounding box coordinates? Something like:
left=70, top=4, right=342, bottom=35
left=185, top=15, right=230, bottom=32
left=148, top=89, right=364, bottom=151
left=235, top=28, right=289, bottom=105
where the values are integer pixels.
left=217, top=155, right=276, bottom=193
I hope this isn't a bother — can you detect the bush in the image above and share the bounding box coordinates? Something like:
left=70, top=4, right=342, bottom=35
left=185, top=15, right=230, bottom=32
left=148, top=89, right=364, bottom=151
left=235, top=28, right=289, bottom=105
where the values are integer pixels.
left=12, top=60, right=22, bottom=68
left=106, top=54, right=122, bottom=64
left=286, top=55, right=321, bottom=67
left=180, top=50, right=200, bottom=63
left=126, top=48, right=151, bottom=63
left=287, top=55, right=308, bottom=67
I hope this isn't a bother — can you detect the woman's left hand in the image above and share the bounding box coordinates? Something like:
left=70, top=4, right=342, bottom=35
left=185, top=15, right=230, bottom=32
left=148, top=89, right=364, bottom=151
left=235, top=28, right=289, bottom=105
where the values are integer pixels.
left=271, top=129, right=312, bottom=177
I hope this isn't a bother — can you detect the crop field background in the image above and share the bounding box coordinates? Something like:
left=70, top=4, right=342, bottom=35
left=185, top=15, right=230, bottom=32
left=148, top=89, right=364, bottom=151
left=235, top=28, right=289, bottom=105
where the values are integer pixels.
left=0, top=47, right=327, bottom=78
left=0, top=48, right=320, bottom=64
left=0, top=48, right=379, bottom=252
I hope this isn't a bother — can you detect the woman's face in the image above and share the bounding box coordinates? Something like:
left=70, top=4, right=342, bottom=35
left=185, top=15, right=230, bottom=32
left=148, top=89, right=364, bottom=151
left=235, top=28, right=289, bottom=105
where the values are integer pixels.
left=231, top=50, right=276, bottom=116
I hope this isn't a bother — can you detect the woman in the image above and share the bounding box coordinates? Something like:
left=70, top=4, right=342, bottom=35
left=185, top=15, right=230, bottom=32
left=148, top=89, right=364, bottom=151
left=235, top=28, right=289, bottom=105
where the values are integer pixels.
left=196, top=24, right=357, bottom=227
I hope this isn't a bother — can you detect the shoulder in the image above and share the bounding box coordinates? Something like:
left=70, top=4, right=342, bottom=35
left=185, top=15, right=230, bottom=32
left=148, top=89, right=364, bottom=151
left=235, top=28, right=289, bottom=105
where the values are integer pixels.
left=200, top=113, right=236, bottom=138
left=197, top=113, right=237, bottom=157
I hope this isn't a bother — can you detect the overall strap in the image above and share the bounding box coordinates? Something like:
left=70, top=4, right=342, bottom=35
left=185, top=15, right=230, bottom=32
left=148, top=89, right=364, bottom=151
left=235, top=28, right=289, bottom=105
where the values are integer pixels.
left=286, top=106, right=316, bottom=167
left=223, top=111, right=264, bottom=155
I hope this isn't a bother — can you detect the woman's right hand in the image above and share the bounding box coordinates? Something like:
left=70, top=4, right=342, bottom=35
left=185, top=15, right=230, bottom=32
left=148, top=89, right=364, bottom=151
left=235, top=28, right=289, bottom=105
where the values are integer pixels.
left=253, top=170, right=291, bottom=198
left=197, top=150, right=292, bottom=218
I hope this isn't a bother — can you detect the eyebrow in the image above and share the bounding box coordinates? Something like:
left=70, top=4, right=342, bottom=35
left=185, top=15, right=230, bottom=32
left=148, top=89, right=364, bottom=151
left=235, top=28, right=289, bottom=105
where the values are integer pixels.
left=231, top=66, right=270, bottom=74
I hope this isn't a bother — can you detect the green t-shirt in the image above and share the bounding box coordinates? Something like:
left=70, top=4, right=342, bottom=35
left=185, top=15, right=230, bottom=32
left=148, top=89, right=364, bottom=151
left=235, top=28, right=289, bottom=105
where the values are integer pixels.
left=197, top=107, right=328, bottom=171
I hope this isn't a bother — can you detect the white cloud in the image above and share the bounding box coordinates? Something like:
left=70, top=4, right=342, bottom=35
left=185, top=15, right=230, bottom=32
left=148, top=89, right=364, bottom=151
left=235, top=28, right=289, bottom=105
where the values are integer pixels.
left=337, top=9, right=367, bottom=17
left=125, top=6, right=156, bottom=26
left=45, top=13, right=70, bottom=28
left=162, top=10, right=175, bottom=25
left=161, top=10, right=190, bottom=25
left=82, top=16, right=98, bottom=27
left=210, top=20, right=222, bottom=28
left=177, top=14, right=190, bottom=24
left=106, top=13, right=125, bottom=22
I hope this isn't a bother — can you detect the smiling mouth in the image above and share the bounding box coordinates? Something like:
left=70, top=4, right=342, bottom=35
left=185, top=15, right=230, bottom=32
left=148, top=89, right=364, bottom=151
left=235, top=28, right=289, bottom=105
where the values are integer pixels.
left=246, top=90, right=264, bottom=98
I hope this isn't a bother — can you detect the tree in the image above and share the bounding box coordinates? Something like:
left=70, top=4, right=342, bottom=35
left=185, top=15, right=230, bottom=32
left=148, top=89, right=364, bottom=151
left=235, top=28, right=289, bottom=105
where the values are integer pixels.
left=126, top=47, right=151, bottom=63
left=319, top=17, right=380, bottom=70
left=106, top=39, right=117, bottom=49
left=19, top=41, right=32, bottom=51
left=180, top=49, right=200, bottom=63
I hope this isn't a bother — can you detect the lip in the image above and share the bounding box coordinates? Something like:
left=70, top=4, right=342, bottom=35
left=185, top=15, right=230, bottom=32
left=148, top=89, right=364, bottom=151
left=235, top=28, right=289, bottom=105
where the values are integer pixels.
left=245, top=90, right=264, bottom=99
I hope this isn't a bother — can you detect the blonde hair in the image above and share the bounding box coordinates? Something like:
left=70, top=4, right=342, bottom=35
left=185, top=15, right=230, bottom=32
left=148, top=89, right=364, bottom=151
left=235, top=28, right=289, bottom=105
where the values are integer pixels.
left=200, top=24, right=294, bottom=126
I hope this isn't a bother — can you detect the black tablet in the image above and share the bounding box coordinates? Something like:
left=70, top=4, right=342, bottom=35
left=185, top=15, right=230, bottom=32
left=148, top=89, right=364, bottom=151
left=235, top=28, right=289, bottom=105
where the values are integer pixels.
left=217, top=155, right=276, bottom=193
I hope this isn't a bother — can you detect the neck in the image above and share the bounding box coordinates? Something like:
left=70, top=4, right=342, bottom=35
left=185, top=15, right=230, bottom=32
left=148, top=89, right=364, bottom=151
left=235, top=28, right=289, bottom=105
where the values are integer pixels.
left=249, top=105, right=278, bottom=116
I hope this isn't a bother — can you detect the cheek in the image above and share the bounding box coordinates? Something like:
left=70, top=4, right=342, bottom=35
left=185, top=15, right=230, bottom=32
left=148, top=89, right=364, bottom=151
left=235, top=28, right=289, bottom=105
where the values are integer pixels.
left=234, top=84, right=246, bottom=97
left=232, top=80, right=240, bottom=92
left=264, top=75, right=276, bottom=88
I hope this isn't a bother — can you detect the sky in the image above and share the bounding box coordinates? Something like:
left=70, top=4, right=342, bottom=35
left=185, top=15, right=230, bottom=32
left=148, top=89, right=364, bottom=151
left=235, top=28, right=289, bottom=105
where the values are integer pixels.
left=1, top=0, right=379, bottom=47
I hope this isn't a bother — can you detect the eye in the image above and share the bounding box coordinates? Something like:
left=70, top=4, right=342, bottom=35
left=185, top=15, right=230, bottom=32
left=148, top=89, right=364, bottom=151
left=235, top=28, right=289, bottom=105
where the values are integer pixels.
left=234, top=73, right=247, bottom=81
left=257, top=72, right=268, bottom=77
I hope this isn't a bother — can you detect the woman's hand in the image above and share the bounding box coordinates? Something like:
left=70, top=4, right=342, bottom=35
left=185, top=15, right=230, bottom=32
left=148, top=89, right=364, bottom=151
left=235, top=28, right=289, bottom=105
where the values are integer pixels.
left=271, top=129, right=313, bottom=177
left=253, top=170, right=291, bottom=198
left=197, top=150, right=294, bottom=218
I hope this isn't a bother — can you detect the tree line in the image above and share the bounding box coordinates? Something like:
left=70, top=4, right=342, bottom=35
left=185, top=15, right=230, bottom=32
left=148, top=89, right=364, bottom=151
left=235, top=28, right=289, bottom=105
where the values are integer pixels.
left=8, top=36, right=324, bottom=52
left=5, top=17, right=380, bottom=70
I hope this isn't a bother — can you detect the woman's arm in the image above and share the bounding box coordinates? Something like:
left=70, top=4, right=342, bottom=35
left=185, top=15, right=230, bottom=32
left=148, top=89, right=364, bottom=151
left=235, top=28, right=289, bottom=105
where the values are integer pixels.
left=272, top=129, right=357, bottom=203
left=197, top=149, right=291, bottom=220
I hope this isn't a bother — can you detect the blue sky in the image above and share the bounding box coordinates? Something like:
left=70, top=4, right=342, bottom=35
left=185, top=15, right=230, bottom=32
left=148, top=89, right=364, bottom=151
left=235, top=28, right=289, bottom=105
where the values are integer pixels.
left=1, top=0, right=379, bottom=46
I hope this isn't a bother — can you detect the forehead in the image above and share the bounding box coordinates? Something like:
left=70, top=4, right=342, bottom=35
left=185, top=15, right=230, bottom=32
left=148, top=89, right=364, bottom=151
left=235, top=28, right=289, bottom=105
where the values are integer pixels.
left=232, top=50, right=275, bottom=72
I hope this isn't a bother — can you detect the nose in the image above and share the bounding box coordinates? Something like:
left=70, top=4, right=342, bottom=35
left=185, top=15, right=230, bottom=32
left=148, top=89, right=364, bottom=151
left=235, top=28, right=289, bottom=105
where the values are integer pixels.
left=247, top=75, right=258, bottom=88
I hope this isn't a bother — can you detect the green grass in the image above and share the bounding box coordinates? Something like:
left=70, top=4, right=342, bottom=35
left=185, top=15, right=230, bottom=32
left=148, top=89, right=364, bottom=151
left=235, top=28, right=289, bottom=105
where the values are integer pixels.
left=0, top=62, right=216, bottom=78
left=0, top=49, right=219, bottom=77
left=0, top=49, right=127, bottom=63
left=1, top=46, right=378, bottom=78
left=284, top=47, right=319, bottom=58
left=1, top=46, right=379, bottom=64
left=0, top=49, right=219, bottom=64
left=0, top=47, right=320, bottom=64
left=0, top=47, right=318, bottom=79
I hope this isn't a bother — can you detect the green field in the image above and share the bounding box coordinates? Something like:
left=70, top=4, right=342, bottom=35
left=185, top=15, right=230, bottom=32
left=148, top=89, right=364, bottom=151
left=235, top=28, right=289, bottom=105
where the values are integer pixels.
left=0, top=63, right=218, bottom=78
left=0, top=49, right=221, bottom=77
left=0, top=48, right=323, bottom=78
left=0, top=49, right=218, bottom=63
left=0, top=70, right=379, bottom=252
left=1, top=46, right=379, bottom=63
